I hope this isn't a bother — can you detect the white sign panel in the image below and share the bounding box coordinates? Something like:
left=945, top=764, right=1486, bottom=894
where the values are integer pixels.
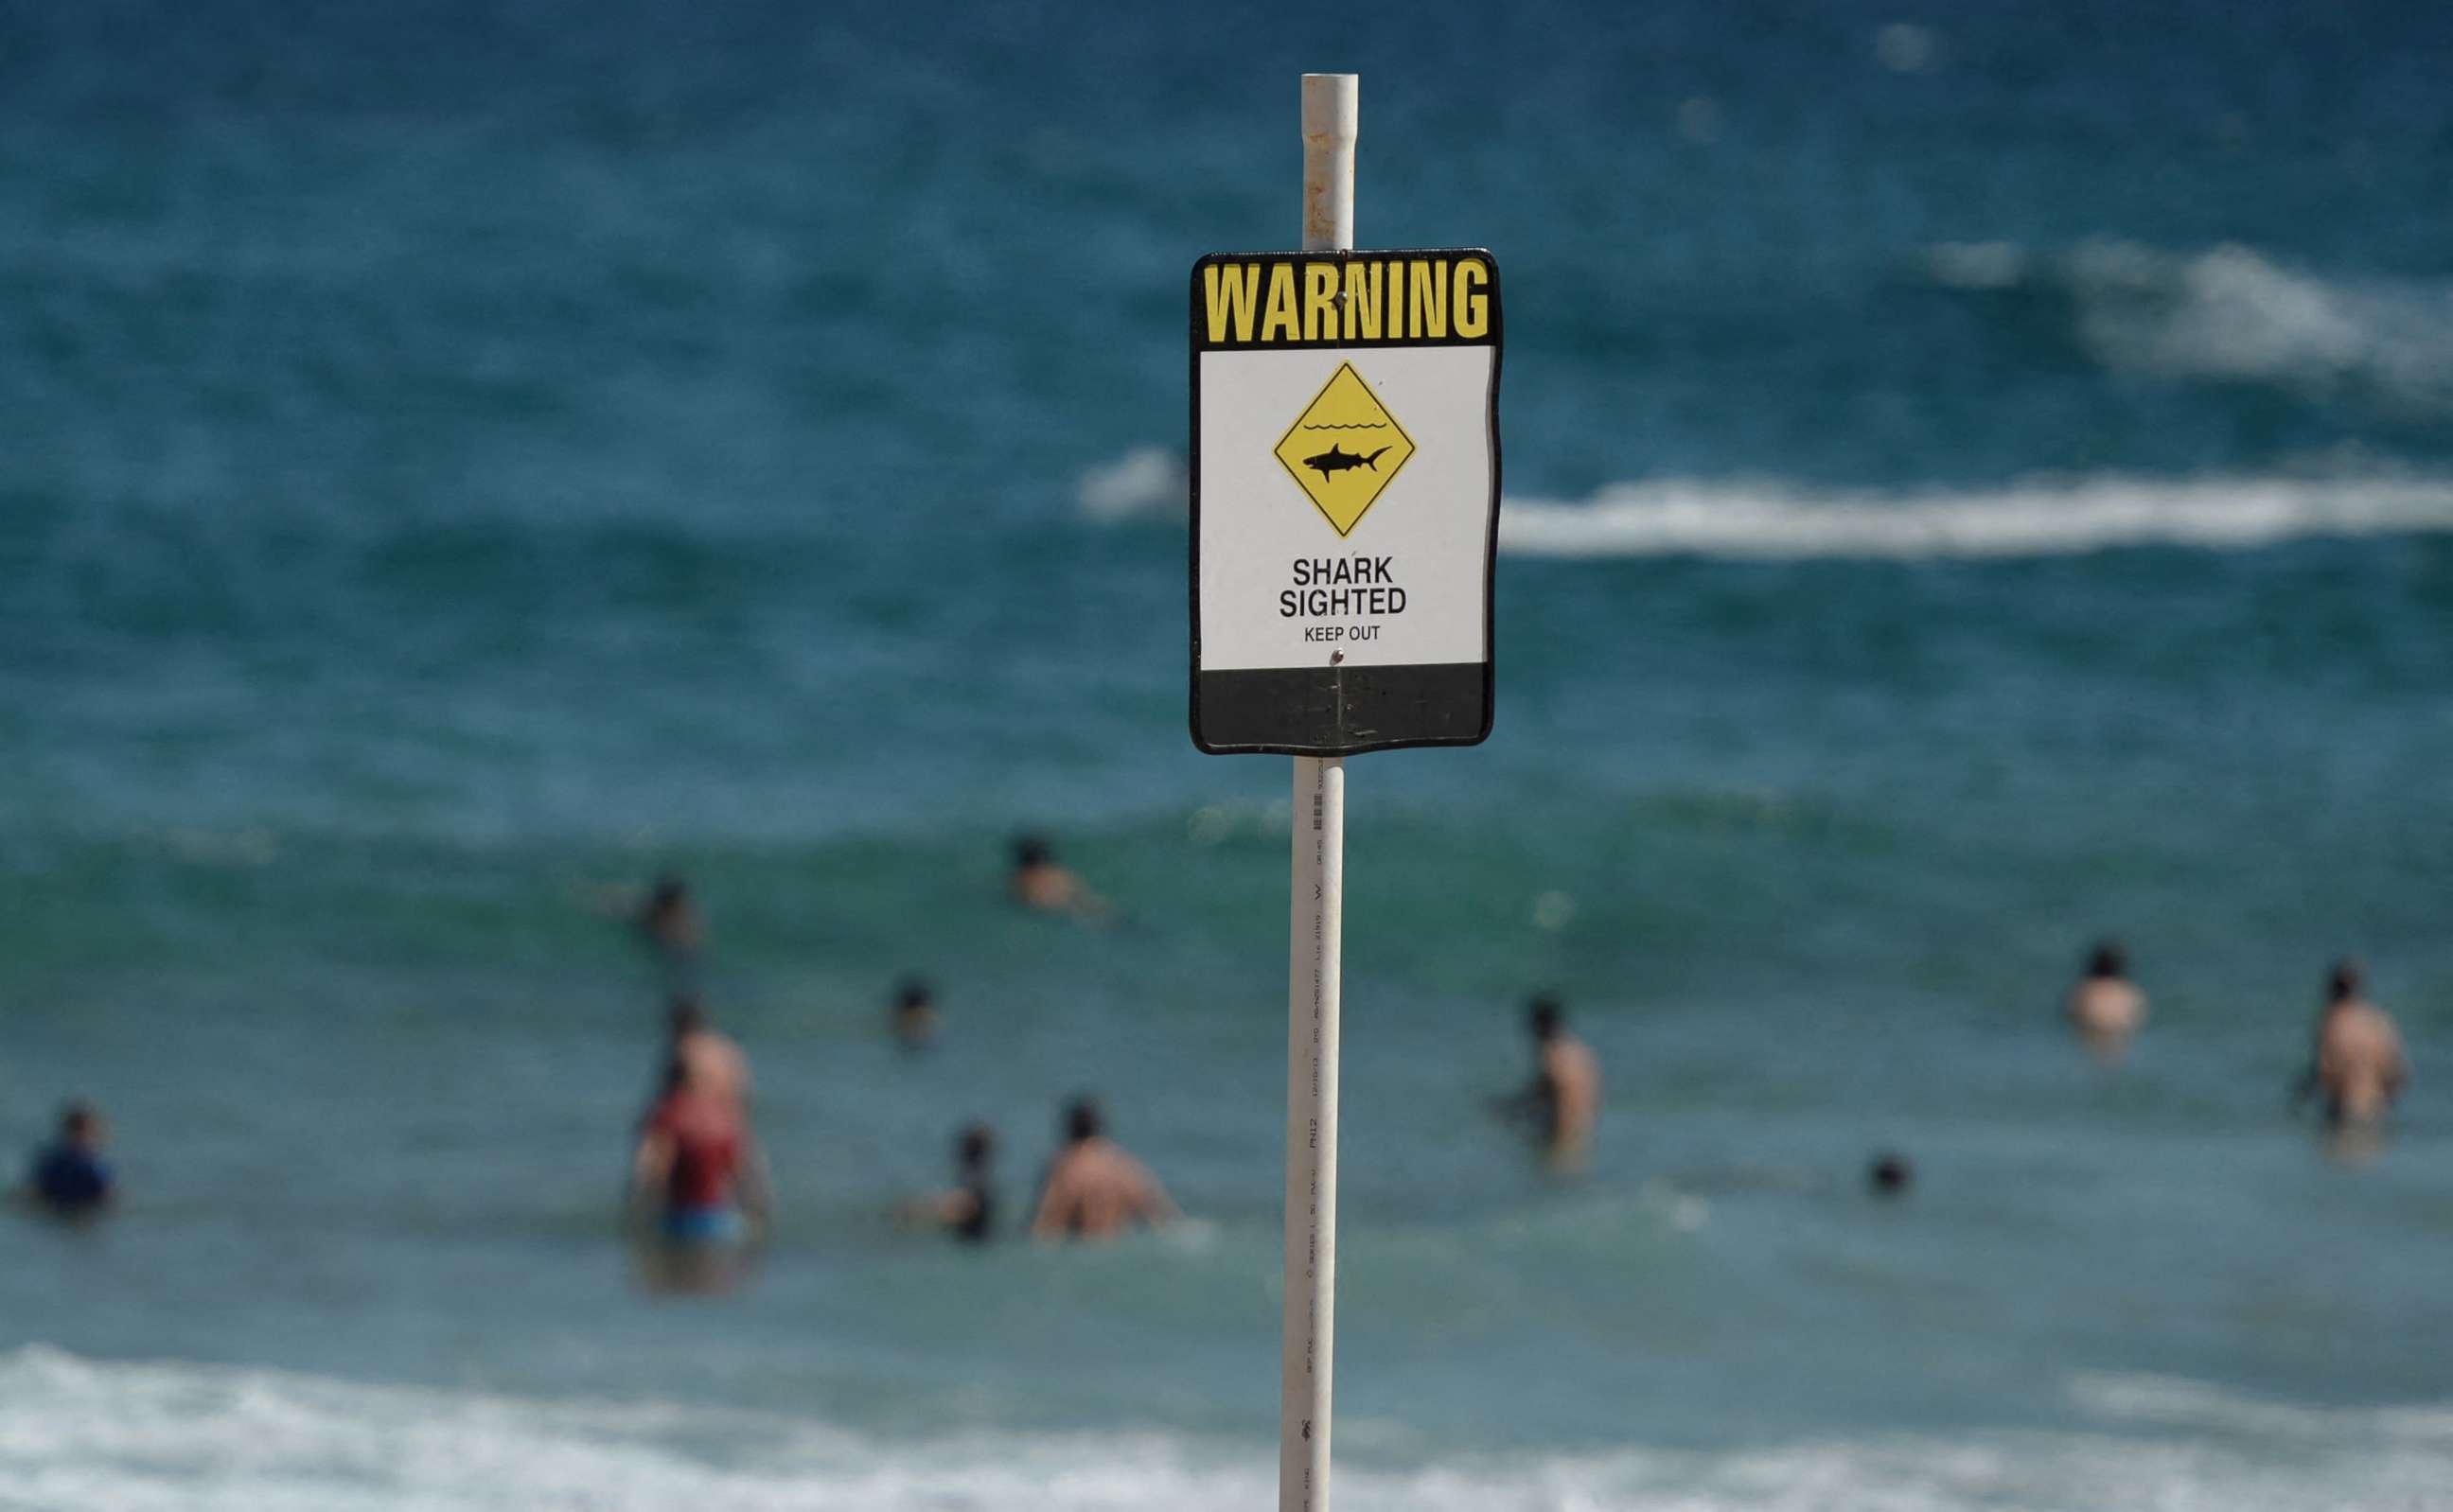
left=1190, top=249, right=1502, bottom=756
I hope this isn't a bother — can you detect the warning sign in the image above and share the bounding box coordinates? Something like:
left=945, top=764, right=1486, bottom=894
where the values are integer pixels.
left=1190, top=249, right=1501, bottom=756
left=1273, top=362, right=1414, bottom=536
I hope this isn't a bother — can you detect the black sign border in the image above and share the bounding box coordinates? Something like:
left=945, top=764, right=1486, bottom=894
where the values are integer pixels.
left=1188, top=247, right=1503, bottom=757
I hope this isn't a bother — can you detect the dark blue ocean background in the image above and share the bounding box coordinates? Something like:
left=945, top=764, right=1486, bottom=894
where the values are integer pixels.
left=3, top=2, right=2450, bottom=1505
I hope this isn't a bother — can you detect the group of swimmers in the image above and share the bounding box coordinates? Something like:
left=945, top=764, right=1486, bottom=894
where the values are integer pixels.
left=2065, top=941, right=2411, bottom=1130
left=613, top=835, right=1603, bottom=1249
left=623, top=991, right=1178, bottom=1248
left=616, top=839, right=1174, bottom=1248
left=17, top=840, right=2417, bottom=1232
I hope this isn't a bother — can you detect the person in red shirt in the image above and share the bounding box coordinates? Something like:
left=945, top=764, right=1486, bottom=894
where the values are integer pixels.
left=629, top=1060, right=769, bottom=1243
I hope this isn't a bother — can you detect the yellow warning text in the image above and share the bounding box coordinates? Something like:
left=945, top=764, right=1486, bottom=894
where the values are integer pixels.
left=1202, top=255, right=1492, bottom=347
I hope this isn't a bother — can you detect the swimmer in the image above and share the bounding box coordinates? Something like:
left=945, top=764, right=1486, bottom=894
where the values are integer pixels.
left=1867, top=1151, right=1914, bottom=1197
left=637, top=873, right=705, bottom=957
left=897, top=1122, right=999, bottom=1243
left=890, top=977, right=939, bottom=1051
left=664, top=993, right=751, bottom=1111
left=1010, top=834, right=1110, bottom=922
left=2293, top=958, right=2409, bottom=1129
left=23, top=1102, right=114, bottom=1218
left=1030, top=1097, right=1175, bottom=1240
left=583, top=871, right=705, bottom=984
left=629, top=1059, right=769, bottom=1243
left=1495, top=994, right=1602, bottom=1168
left=2066, top=940, right=2147, bottom=1063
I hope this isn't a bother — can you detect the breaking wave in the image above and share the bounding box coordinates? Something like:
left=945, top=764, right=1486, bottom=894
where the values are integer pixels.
left=1497, top=473, right=2453, bottom=559
left=1081, top=449, right=2453, bottom=560
left=1926, top=238, right=2453, bottom=411
left=4, top=1347, right=2448, bottom=1512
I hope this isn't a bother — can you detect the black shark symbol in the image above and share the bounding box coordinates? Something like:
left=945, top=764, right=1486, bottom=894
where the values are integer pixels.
left=1301, top=444, right=1392, bottom=481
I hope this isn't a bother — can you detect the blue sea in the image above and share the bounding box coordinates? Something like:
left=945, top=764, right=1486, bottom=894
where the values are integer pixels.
left=5, top=3, right=2452, bottom=1506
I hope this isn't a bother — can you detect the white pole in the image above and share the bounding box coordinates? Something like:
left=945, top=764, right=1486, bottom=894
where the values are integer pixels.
left=1282, top=70, right=1354, bottom=1512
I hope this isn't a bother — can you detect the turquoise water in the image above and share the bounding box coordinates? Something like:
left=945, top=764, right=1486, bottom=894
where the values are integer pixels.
left=5, top=3, right=2453, bottom=1506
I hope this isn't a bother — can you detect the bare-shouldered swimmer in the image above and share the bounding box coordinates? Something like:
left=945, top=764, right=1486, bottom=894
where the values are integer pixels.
left=1030, top=1097, right=1175, bottom=1241
left=666, top=993, right=751, bottom=1111
left=1010, top=834, right=1111, bottom=923
left=2295, top=959, right=2409, bottom=1128
left=1497, top=994, right=1601, bottom=1168
left=2066, top=940, right=2147, bottom=1063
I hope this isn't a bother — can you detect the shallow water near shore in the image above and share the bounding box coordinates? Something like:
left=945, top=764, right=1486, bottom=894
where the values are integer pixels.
left=5, top=2, right=2452, bottom=1506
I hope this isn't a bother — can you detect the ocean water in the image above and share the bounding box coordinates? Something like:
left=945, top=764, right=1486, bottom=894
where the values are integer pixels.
left=5, top=2, right=2452, bottom=1507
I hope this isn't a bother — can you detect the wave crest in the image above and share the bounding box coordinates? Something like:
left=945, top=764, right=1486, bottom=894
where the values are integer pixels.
left=1928, top=238, right=2453, bottom=411
left=1501, top=474, right=2453, bottom=559
left=6, top=1348, right=2452, bottom=1512
left=1081, top=441, right=2453, bottom=559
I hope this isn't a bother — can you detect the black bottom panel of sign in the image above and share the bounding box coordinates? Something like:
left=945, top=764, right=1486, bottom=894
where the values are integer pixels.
left=1192, top=662, right=1492, bottom=757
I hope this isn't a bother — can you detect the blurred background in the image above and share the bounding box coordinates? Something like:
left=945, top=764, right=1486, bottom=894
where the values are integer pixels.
left=4, top=1, right=2450, bottom=1506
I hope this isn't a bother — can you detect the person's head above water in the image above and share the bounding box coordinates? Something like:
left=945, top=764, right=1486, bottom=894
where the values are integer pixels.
left=890, top=977, right=939, bottom=1049
left=2327, top=958, right=2365, bottom=1005
left=958, top=1122, right=996, bottom=1171
left=638, top=874, right=703, bottom=953
left=1063, top=1096, right=1103, bottom=1145
left=1868, top=1151, right=1914, bottom=1196
left=1013, top=834, right=1052, bottom=871
left=2087, top=940, right=2127, bottom=980
left=59, top=1101, right=103, bottom=1147
left=1527, top=993, right=1564, bottom=1043
left=668, top=993, right=710, bottom=1039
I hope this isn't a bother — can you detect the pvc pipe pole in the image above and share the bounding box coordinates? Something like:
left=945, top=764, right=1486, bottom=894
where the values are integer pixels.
left=1282, top=753, right=1346, bottom=1512
left=1301, top=73, right=1356, bottom=254
left=1282, top=71, right=1354, bottom=1512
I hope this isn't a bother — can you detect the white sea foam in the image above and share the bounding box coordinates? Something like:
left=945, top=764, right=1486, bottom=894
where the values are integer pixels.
left=3, top=1347, right=2447, bottom=1512
left=2070, top=1370, right=2453, bottom=1446
left=1073, top=445, right=1187, bottom=523
left=1928, top=238, right=2453, bottom=410
left=1079, top=440, right=2453, bottom=559
left=1497, top=473, right=2453, bottom=559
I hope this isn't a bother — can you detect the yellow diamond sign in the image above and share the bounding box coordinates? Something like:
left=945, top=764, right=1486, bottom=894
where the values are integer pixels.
left=1273, top=361, right=1414, bottom=537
